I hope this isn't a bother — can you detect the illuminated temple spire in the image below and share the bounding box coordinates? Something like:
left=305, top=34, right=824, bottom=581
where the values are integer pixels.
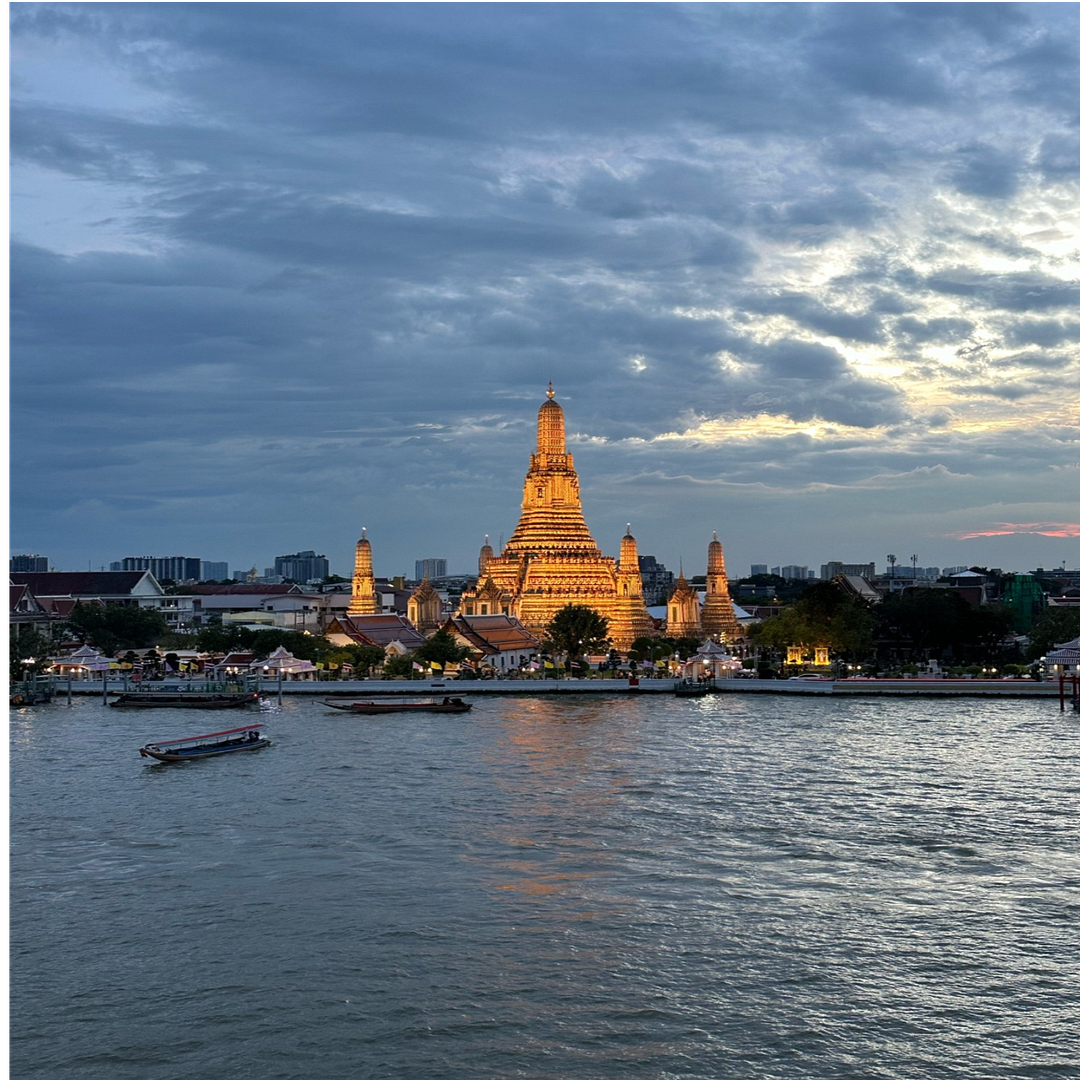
left=479, top=535, right=494, bottom=575
left=616, top=525, right=655, bottom=642
left=700, top=531, right=740, bottom=642
left=502, top=383, right=602, bottom=556
left=456, top=386, right=656, bottom=650
left=348, top=528, right=378, bottom=615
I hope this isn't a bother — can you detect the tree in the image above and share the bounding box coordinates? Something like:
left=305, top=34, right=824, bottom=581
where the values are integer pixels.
left=629, top=636, right=673, bottom=669
left=543, top=604, right=610, bottom=666
left=382, top=654, right=419, bottom=680
left=10, top=628, right=55, bottom=682
left=342, top=644, right=385, bottom=677
left=670, top=635, right=703, bottom=661
left=750, top=582, right=873, bottom=657
left=1026, top=608, right=1080, bottom=661
left=414, top=629, right=472, bottom=668
left=65, top=603, right=169, bottom=655
left=875, top=588, right=1014, bottom=664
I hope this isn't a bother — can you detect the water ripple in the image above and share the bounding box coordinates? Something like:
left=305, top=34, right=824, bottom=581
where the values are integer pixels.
left=10, top=694, right=1080, bottom=1079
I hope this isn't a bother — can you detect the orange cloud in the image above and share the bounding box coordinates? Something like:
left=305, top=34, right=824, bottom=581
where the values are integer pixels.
left=955, top=523, right=1080, bottom=539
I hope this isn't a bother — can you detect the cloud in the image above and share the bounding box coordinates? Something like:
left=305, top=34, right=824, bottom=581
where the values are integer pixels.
left=954, top=523, right=1080, bottom=540
left=8, top=2, right=1080, bottom=577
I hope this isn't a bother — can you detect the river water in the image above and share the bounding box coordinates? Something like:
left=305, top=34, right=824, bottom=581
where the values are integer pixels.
left=9, top=692, right=1080, bottom=1079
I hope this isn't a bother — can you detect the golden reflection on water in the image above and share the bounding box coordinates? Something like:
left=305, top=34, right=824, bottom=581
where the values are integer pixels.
left=472, top=697, right=642, bottom=909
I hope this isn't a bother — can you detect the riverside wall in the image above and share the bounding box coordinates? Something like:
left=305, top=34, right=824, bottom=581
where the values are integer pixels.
left=64, top=676, right=1064, bottom=699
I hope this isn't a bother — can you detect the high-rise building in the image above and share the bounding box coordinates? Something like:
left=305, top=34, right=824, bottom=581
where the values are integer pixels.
left=109, top=555, right=200, bottom=581
left=152, top=557, right=202, bottom=582
left=201, top=561, right=229, bottom=581
left=781, top=565, right=810, bottom=580
left=455, top=385, right=654, bottom=649
left=10, top=555, right=49, bottom=572
left=638, top=555, right=674, bottom=607
left=415, top=558, right=447, bottom=581
left=274, top=550, right=329, bottom=582
left=750, top=564, right=769, bottom=577
left=110, top=557, right=151, bottom=572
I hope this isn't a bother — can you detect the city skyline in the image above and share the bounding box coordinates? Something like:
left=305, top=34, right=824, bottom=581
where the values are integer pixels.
left=10, top=4, right=1080, bottom=578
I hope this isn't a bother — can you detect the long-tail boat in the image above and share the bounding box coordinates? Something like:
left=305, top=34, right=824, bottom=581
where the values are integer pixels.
left=323, top=697, right=472, bottom=714
left=139, top=723, right=271, bottom=762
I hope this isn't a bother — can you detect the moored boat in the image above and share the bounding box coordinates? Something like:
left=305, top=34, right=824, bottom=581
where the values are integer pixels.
left=674, top=680, right=709, bottom=697
left=139, top=723, right=271, bottom=762
left=323, top=697, right=473, bottom=714
left=111, top=692, right=258, bottom=709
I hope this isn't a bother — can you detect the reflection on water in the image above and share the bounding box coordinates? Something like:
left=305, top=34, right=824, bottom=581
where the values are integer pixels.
left=10, top=693, right=1080, bottom=1080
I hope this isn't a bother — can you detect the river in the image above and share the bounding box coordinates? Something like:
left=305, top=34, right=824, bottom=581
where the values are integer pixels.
left=9, top=692, right=1079, bottom=1079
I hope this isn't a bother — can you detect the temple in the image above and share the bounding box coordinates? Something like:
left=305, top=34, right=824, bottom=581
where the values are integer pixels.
left=457, top=384, right=655, bottom=650
left=350, top=385, right=743, bottom=652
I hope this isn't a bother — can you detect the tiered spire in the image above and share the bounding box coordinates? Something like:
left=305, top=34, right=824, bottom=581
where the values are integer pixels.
left=348, top=528, right=379, bottom=615
left=700, top=531, right=740, bottom=642
left=502, top=384, right=600, bottom=557
left=455, top=386, right=655, bottom=650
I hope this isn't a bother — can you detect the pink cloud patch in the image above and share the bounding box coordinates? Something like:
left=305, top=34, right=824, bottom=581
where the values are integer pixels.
left=955, top=523, right=1080, bottom=539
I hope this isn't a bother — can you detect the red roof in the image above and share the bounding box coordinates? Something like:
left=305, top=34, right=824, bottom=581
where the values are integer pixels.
left=328, top=614, right=427, bottom=649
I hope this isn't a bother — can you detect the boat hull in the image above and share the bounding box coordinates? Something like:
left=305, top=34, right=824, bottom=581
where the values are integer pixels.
left=139, top=723, right=270, bottom=762
left=323, top=699, right=472, bottom=714
left=139, top=738, right=272, bottom=764
left=112, top=693, right=258, bottom=709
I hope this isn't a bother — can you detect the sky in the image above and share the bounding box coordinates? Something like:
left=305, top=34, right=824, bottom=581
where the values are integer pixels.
left=9, top=2, right=1080, bottom=581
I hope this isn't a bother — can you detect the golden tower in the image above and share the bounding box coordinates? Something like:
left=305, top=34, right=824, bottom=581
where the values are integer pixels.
left=700, top=532, right=740, bottom=642
left=348, top=528, right=379, bottom=615
left=457, top=385, right=655, bottom=650
left=615, top=526, right=656, bottom=644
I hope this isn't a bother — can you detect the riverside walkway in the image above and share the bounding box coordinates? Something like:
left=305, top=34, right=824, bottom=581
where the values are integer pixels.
left=70, top=676, right=1063, bottom=699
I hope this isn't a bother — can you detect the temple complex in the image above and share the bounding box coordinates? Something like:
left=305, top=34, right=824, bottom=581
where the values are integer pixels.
left=456, top=385, right=655, bottom=650
left=350, top=386, right=743, bottom=652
